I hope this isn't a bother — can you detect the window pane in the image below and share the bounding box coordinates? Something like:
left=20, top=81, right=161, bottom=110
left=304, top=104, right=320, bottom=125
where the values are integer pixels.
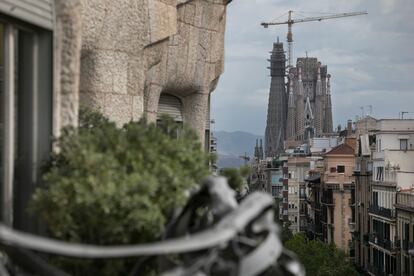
left=400, top=139, right=408, bottom=150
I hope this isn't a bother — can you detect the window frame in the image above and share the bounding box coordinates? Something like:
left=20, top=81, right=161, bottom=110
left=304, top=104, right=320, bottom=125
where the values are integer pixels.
left=400, top=138, right=408, bottom=151
left=0, top=16, right=53, bottom=229
left=337, top=165, right=345, bottom=174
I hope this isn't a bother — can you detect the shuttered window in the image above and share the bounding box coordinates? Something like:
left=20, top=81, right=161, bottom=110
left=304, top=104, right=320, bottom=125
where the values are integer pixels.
left=0, top=0, right=54, bottom=30
left=157, top=94, right=183, bottom=122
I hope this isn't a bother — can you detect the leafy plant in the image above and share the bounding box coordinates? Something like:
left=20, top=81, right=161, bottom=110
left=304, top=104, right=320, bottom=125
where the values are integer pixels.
left=219, top=165, right=250, bottom=192
left=285, top=234, right=358, bottom=276
left=30, top=109, right=210, bottom=275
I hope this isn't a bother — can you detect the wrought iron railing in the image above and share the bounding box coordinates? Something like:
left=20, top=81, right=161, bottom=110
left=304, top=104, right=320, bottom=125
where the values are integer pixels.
left=0, top=177, right=305, bottom=276
left=368, top=205, right=395, bottom=219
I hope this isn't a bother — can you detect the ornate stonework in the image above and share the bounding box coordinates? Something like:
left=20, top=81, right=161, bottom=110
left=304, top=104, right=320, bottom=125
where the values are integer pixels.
left=264, top=44, right=333, bottom=157
left=54, top=0, right=230, bottom=145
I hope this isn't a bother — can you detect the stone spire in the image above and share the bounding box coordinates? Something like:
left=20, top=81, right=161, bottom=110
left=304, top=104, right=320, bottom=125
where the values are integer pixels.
left=314, top=62, right=323, bottom=135
left=324, top=74, right=333, bottom=133
left=254, top=139, right=259, bottom=159
left=264, top=41, right=287, bottom=157
left=286, top=77, right=296, bottom=140
left=259, top=139, right=264, bottom=160
left=295, top=65, right=305, bottom=141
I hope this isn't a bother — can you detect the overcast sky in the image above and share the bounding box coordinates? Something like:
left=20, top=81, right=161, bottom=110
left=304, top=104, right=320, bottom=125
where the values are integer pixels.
left=211, top=0, right=414, bottom=135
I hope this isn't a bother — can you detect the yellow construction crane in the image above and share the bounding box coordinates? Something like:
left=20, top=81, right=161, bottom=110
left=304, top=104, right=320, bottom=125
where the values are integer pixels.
left=261, top=10, right=368, bottom=68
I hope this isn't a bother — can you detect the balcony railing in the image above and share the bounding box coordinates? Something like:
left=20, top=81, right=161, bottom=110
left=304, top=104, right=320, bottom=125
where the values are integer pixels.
left=384, top=171, right=397, bottom=183
left=0, top=178, right=305, bottom=276
left=372, top=171, right=397, bottom=186
left=368, top=205, right=395, bottom=219
left=367, top=264, right=386, bottom=276
left=348, top=218, right=355, bottom=232
left=324, top=174, right=354, bottom=184
left=396, top=193, right=414, bottom=210
left=401, top=240, right=414, bottom=254
left=369, top=234, right=396, bottom=251
left=373, top=151, right=385, bottom=160
left=321, top=198, right=335, bottom=206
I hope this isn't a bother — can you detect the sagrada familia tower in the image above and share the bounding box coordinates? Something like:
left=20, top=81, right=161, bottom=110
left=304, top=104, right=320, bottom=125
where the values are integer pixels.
left=265, top=42, right=333, bottom=157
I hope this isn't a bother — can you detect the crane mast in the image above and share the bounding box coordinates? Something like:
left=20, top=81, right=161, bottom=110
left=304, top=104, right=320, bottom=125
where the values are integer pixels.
left=261, top=10, right=368, bottom=68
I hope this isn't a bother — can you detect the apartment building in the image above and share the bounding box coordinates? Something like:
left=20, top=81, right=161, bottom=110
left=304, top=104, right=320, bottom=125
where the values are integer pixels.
left=367, top=119, right=414, bottom=276
left=320, top=139, right=356, bottom=253
left=354, top=133, right=375, bottom=271
left=286, top=156, right=309, bottom=233
left=395, top=192, right=414, bottom=275
left=354, top=116, right=378, bottom=271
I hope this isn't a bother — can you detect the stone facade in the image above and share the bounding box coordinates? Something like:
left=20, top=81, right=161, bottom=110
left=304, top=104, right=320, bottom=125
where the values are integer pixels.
left=264, top=41, right=287, bottom=157
left=286, top=58, right=333, bottom=142
left=54, top=0, right=230, bottom=145
left=264, top=50, right=334, bottom=157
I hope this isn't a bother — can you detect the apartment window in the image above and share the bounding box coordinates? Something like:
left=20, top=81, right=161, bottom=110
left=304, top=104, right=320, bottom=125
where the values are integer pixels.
left=337, top=165, right=345, bottom=173
left=330, top=167, right=337, bottom=173
left=400, top=139, right=408, bottom=151
left=376, top=167, right=384, bottom=181
left=373, top=191, right=379, bottom=206
left=0, top=19, right=52, bottom=230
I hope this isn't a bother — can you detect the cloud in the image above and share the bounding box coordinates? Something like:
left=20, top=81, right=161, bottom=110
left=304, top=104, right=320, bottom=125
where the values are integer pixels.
left=212, top=0, right=414, bottom=135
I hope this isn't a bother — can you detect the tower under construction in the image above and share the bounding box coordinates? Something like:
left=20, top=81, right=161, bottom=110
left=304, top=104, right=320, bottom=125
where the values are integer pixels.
left=264, top=41, right=287, bottom=157
left=264, top=42, right=333, bottom=157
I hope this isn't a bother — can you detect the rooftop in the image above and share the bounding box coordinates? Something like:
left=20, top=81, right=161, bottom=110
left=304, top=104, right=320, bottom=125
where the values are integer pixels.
left=325, top=143, right=355, bottom=156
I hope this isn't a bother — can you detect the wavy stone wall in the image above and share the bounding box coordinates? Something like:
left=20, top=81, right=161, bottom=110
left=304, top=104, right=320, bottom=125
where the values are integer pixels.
left=76, top=0, right=229, bottom=144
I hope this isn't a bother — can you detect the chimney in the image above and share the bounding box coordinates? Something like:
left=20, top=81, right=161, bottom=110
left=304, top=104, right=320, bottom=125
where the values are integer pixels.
left=347, top=120, right=352, bottom=135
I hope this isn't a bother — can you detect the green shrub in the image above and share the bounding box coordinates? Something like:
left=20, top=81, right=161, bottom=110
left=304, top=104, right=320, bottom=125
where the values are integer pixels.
left=30, top=109, right=210, bottom=275
left=219, top=166, right=250, bottom=192
left=285, top=234, right=358, bottom=276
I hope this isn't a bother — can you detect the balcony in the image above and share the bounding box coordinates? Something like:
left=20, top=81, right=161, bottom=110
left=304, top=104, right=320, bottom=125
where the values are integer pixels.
left=369, top=234, right=396, bottom=252
left=372, top=171, right=397, bottom=187
left=401, top=240, right=414, bottom=255
left=324, top=173, right=354, bottom=184
left=348, top=218, right=356, bottom=232
left=367, top=264, right=386, bottom=276
left=368, top=205, right=395, bottom=220
left=396, top=193, right=414, bottom=211
left=321, top=196, right=335, bottom=206
left=373, top=151, right=385, bottom=160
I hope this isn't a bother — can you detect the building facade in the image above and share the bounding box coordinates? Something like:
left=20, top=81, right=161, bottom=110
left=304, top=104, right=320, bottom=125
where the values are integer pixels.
left=264, top=51, right=334, bottom=158
left=0, top=0, right=230, bottom=232
left=264, top=41, right=287, bottom=157
left=367, top=119, right=414, bottom=276
left=320, top=140, right=356, bottom=253
left=395, top=192, right=414, bottom=276
left=286, top=58, right=333, bottom=143
left=287, top=156, right=309, bottom=233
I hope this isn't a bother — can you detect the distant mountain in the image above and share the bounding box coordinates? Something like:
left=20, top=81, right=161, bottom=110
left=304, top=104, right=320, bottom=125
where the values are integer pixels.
left=213, top=131, right=264, bottom=168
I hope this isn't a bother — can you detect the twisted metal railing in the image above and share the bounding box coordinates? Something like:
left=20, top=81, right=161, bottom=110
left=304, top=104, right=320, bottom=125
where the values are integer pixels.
left=0, top=177, right=304, bottom=276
